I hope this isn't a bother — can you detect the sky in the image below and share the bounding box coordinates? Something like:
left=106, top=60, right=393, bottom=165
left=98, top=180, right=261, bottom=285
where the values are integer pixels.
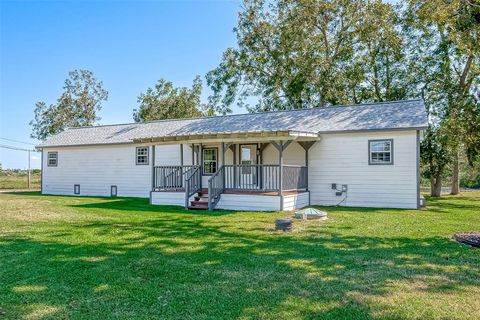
left=0, top=0, right=240, bottom=169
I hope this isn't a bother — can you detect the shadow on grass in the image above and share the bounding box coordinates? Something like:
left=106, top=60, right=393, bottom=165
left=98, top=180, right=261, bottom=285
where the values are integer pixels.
left=1, top=210, right=479, bottom=319
left=69, top=198, right=241, bottom=216
left=3, top=192, right=241, bottom=216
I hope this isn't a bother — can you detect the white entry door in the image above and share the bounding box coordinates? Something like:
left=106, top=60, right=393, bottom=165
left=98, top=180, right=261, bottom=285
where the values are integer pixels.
left=240, top=144, right=257, bottom=188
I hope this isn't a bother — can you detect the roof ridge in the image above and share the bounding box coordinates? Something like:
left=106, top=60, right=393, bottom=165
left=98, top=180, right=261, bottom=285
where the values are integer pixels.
left=67, top=99, right=423, bottom=130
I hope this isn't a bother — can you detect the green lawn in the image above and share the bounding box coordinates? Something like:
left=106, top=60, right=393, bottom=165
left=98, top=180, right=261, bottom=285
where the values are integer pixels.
left=0, top=192, right=479, bottom=320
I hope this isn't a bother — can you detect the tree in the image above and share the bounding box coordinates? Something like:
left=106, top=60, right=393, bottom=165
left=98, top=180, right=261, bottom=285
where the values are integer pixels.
left=30, top=70, right=108, bottom=140
left=355, top=0, right=412, bottom=102
left=409, top=0, right=480, bottom=195
left=133, top=76, right=208, bottom=122
left=207, top=0, right=412, bottom=112
left=207, top=0, right=363, bottom=112
left=421, top=125, right=451, bottom=196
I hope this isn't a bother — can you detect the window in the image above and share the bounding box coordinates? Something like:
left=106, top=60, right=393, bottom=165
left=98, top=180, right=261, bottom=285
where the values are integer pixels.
left=47, top=152, right=58, bottom=167
left=240, top=144, right=256, bottom=174
left=136, top=147, right=149, bottom=165
left=369, top=139, right=393, bottom=165
left=203, top=148, right=217, bottom=174
left=74, top=184, right=80, bottom=195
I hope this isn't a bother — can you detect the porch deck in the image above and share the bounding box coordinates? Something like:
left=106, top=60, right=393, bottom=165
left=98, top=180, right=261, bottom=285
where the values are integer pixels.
left=151, top=163, right=309, bottom=210
left=153, top=188, right=308, bottom=196
left=150, top=140, right=313, bottom=210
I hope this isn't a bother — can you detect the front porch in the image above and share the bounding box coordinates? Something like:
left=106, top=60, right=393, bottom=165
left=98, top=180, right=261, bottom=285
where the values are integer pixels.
left=148, top=139, right=315, bottom=211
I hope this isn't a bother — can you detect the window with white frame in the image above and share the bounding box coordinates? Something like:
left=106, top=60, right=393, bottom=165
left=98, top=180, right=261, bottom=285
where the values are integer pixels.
left=369, top=139, right=393, bottom=165
left=136, top=147, right=149, bottom=165
left=203, top=148, right=217, bottom=174
left=47, top=152, right=58, bottom=167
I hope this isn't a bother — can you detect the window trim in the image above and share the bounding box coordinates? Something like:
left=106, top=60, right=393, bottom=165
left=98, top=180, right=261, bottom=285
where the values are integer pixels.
left=47, top=151, right=58, bottom=167
left=368, top=139, right=394, bottom=165
left=202, top=147, right=218, bottom=175
left=74, top=184, right=80, bottom=195
left=135, top=146, right=149, bottom=165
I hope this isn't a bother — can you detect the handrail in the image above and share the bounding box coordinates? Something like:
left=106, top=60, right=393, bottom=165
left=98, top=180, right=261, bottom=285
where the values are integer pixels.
left=208, top=165, right=225, bottom=210
left=184, top=166, right=201, bottom=208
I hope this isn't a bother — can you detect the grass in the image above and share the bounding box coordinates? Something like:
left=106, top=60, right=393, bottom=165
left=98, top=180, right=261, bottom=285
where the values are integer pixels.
left=0, top=172, right=41, bottom=190
left=0, top=192, right=479, bottom=319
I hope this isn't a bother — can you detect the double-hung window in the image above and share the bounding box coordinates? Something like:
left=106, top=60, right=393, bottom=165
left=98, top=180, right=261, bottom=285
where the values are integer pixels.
left=369, top=139, right=393, bottom=165
left=136, top=147, right=149, bottom=165
left=47, top=152, right=58, bottom=167
left=203, top=148, right=217, bottom=174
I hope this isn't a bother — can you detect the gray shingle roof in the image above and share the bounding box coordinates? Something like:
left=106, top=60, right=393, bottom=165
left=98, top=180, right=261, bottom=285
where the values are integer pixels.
left=38, top=99, right=428, bottom=148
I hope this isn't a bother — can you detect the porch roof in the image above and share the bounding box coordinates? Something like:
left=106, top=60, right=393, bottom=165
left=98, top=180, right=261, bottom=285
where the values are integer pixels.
left=38, top=99, right=427, bottom=148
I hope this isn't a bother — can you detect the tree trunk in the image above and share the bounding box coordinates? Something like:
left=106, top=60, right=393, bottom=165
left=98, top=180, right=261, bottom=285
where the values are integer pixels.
left=431, top=175, right=442, bottom=197
left=451, top=152, right=460, bottom=195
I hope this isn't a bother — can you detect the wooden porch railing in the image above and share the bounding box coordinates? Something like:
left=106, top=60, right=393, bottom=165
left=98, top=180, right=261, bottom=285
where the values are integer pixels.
left=208, top=165, right=225, bottom=210
left=154, top=164, right=308, bottom=210
left=184, top=166, right=202, bottom=207
left=207, top=164, right=308, bottom=210
left=282, top=165, right=308, bottom=190
left=153, top=165, right=197, bottom=191
left=222, top=164, right=281, bottom=191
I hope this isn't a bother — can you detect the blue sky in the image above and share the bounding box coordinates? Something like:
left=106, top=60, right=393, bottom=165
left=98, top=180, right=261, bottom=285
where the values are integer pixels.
left=0, top=0, right=240, bottom=169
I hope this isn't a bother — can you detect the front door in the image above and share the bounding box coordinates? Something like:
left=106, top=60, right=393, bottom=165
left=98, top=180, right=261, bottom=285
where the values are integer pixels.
left=240, top=144, right=257, bottom=188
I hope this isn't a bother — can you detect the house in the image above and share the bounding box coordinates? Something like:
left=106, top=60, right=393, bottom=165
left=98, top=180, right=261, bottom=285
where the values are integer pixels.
left=37, top=99, right=428, bottom=211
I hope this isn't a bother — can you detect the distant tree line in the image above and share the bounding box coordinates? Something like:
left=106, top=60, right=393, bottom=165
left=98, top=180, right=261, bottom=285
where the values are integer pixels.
left=31, top=0, right=479, bottom=197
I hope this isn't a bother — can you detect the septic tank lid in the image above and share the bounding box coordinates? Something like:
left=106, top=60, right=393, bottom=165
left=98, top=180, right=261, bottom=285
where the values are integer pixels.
left=294, top=208, right=328, bottom=220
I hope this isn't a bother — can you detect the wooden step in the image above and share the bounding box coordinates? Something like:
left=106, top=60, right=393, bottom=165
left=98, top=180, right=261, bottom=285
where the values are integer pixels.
left=194, top=195, right=209, bottom=201
left=190, top=201, right=208, bottom=206
left=188, top=204, right=209, bottom=210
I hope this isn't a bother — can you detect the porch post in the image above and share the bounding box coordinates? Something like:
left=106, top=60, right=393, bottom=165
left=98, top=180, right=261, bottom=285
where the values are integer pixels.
left=199, top=143, right=203, bottom=174
left=151, top=145, right=156, bottom=190
left=221, top=142, right=225, bottom=165
left=231, top=144, right=237, bottom=188
left=305, top=148, right=309, bottom=191
left=180, top=144, right=184, bottom=166
left=298, top=141, right=316, bottom=192
left=278, top=141, right=283, bottom=196
left=221, top=142, right=225, bottom=189
left=191, top=144, right=195, bottom=166
left=180, top=144, right=184, bottom=189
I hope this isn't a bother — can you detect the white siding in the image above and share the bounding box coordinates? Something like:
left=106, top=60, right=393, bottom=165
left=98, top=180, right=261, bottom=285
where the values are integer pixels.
left=216, top=194, right=281, bottom=211
left=283, top=192, right=310, bottom=211
left=155, top=144, right=193, bottom=166
left=42, top=145, right=152, bottom=197
left=151, top=191, right=185, bottom=206
left=263, top=141, right=306, bottom=166
left=308, top=131, right=418, bottom=209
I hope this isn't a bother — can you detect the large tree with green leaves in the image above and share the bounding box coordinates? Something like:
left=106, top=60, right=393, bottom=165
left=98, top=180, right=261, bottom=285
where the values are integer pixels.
left=207, top=0, right=411, bottom=112
left=407, top=0, right=480, bottom=195
left=30, top=70, right=108, bottom=140
left=133, top=76, right=209, bottom=122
